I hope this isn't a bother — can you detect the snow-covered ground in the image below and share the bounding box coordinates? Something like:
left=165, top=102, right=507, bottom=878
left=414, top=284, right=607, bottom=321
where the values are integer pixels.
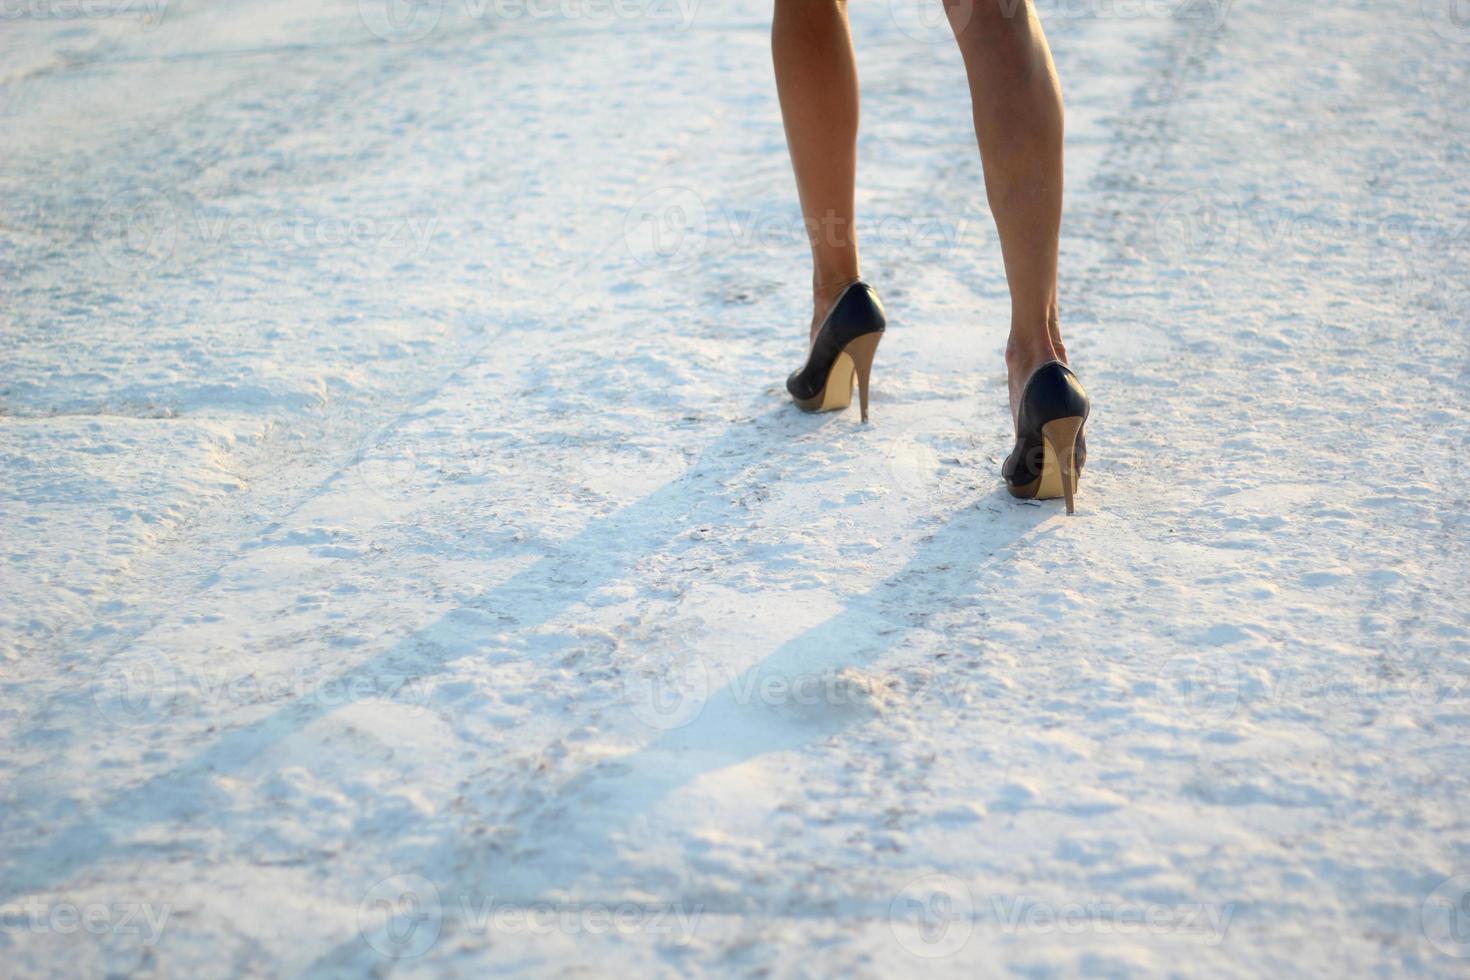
left=3, top=0, right=1469, bottom=975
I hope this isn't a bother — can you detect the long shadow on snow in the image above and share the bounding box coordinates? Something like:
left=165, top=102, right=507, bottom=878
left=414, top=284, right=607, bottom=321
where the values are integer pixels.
left=3, top=404, right=882, bottom=900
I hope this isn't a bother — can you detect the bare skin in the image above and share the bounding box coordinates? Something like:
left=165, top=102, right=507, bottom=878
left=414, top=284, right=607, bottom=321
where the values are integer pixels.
left=771, top=0, right=863, bottom=344
left=772, top=0, right=1069, bottom=418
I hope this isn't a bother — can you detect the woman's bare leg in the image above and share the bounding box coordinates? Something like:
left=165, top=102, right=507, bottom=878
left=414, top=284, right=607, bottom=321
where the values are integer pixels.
left=772, top=0, right=862, bottom=341
left=946, top=0, right=1067, bottom=418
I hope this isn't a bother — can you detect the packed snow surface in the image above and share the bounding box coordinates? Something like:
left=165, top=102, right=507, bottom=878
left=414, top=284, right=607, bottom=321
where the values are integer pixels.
left=2, top=0, right=1469, bottom=975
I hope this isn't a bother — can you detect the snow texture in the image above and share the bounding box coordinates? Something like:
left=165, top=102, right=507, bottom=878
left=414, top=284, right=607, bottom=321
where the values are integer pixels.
left=2, top=0, right=1469, bottom=976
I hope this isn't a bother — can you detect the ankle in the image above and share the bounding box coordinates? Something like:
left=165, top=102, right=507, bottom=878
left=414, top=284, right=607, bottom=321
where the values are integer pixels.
left=813, top=274, right=860, bottom=306
left=1005, top=338, right=1059, bottom=379
left=811, top=274, right=861, bottom=327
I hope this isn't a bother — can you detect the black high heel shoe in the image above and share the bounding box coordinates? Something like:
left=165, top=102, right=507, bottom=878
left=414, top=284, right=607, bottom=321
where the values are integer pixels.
left=786, top=281, right=886, bottom=422
left=1003, top=361, right=1090, bottom=514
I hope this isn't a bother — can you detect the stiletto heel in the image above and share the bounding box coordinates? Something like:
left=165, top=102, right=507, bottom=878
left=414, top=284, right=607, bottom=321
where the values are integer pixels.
left=846, top=329, right=882, bottom=423
left=1041, top=415, right=1084, bottom=515
left=1003, top=361, right=1091, bottom=514
left=787, top=281, right=886, bottom=421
